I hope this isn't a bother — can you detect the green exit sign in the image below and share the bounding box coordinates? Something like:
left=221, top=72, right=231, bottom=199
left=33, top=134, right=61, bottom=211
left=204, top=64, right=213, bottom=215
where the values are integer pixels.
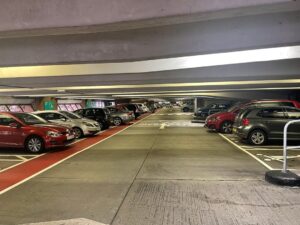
left=44, top=101, right=55, bottom=110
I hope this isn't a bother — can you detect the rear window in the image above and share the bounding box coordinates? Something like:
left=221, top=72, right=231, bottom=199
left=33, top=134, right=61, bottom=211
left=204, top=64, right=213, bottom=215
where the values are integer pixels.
left=285, top=108, right=300, bottom=119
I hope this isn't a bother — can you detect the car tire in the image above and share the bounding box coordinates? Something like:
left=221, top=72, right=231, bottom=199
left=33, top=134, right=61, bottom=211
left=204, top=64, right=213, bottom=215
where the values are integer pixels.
left=183, top=107, right=189, bottom=112
left=113, top=117, right=122, bottom=126
left=248, top=129, right=267, bottom=145
left=98, top=121, right=104, bottom=130
left=73, top=127, right=84, bottom=139
left=25, top=136, right=44, bottom=153
left=220, top=121, right=233, bottom=134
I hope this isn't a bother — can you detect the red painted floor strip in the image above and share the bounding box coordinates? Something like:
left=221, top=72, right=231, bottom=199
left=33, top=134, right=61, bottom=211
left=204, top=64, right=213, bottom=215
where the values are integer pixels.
left=0, top=113, right=150, bottom=193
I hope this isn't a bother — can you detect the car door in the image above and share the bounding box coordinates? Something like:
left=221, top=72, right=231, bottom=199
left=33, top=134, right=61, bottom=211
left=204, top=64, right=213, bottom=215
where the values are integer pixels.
left=0, top=114, right=24, bottom=147
left=284, top=108, right=300, bottom=140
left=84, top=109, right=96, bottom=120
left=259, top=108, right=287, bottom=139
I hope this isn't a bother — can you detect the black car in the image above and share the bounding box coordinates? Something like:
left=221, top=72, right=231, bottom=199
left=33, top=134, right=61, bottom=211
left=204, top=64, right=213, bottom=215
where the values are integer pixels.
left=74, top=108, right=111, bottom=130
left=194, top=103, right=231, bottom=119
left=233, top=106, right=300, bottom=145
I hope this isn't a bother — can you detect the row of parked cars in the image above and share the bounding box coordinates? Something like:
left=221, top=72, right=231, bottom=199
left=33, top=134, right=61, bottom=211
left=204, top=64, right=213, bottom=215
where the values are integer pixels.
left=0, top=103, right=152, bottom=153
left=198, top=99, right=300, bottom=145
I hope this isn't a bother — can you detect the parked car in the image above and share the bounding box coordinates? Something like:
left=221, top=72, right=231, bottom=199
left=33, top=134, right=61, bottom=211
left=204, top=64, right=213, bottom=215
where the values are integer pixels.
left=137, top=103, right=150, bottom=113
left=194, top=103, right=232, bottom=120
left=32, top=110, right=100, bottom=138
left=233, top=106, right=300, bottom=145
left=205, top=100, right=300, bottom=134
left=182, top=104, right=194, bottom=112
left=0, top=112, right=75, bottom=153
left=74, top=108, right=111, bottom=130
left=122, top=103, right=143, bottom=119
left=105, top=106, right=134, bottom=126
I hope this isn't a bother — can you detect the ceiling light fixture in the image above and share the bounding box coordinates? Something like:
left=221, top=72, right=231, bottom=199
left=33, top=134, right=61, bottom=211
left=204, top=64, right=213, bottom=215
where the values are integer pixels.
left=0, top=45, right=299, bottom=78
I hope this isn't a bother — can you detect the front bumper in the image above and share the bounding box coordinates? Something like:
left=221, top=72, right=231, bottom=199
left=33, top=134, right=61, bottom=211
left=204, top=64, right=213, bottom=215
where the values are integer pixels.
left=204, top=119, right=218, bottom=130
left=83, top=126, right=101, bottom=135
left=45, top=134, right=75, bottom=148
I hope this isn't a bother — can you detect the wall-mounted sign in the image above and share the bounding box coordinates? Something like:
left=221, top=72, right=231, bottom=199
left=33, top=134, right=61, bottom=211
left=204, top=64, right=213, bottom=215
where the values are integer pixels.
left=44, top=101, right=55, bottom=110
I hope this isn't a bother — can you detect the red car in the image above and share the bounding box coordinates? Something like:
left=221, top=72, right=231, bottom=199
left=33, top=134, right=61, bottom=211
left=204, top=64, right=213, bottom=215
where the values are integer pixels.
left=205, top=100, right=300, bottom=133
left=0, top=112, right=75, bottom=153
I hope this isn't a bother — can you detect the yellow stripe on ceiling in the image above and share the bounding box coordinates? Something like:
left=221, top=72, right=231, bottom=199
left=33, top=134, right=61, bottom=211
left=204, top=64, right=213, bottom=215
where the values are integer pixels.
left=0, top=45, right=299, bottom=78
left=1, top=79, right=300, bottom=93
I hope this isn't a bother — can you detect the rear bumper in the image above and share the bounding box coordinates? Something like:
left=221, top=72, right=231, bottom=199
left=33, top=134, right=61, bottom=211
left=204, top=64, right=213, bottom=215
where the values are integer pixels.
left=233, top=126, right=249, bottom=139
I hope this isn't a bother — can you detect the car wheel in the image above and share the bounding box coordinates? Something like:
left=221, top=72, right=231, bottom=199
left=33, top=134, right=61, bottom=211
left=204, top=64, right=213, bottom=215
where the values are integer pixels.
left=220, top=121, right=233, bottom=133
left=98, top=122, right=104, bottom=130
left=113, top=117, right=122, bottom=126
left=183, top=107, right=189, bottom=112
left=73, top=127, right=84, bottom=139
left=25, top=136, right=44, bottom=153
left=248, top=130, right=267, bottom=145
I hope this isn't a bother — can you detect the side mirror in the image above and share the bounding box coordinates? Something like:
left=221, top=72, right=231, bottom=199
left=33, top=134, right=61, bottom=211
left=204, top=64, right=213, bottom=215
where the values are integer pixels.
left=9, top=122, right=21, bottom=128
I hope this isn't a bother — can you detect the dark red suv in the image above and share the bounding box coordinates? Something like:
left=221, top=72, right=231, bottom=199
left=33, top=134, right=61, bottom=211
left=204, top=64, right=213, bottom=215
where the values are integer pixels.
left=204, top=100, right=300, bottom=133
left=0, top=112, right=75, bottom=153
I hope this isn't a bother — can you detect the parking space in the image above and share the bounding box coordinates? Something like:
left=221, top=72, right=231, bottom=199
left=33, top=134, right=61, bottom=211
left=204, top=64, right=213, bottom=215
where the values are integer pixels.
left=0, top=151, right=43, bottom=172
left=220, top=133, right=300, bottom=174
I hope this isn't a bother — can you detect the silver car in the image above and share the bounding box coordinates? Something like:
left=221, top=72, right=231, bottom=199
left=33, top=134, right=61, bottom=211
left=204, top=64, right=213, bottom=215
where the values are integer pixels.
left=33, top=110, right=100, bottom=138
left=105, top=106, right=134, bottom=126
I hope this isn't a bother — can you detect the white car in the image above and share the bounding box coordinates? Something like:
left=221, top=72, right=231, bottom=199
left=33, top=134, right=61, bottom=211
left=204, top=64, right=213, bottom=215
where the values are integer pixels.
left=33, top=110, right=100, bottom=138
left=137, top=103, right=149, bottom=113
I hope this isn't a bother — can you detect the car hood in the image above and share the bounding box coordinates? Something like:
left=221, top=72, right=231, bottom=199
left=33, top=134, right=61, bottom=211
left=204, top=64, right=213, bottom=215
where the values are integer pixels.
left=207, top=111, right=232, bottom=119
left=31, top=123, right=69, bottom=132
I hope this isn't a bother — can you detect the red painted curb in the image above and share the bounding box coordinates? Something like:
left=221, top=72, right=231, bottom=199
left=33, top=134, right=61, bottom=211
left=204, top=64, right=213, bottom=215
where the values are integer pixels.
left=0, top=113, right=150, bottom=193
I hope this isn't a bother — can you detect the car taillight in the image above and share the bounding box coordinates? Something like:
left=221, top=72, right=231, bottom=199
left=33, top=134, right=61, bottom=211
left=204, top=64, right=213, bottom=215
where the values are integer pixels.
left=242, top=118, right=250, bottom=126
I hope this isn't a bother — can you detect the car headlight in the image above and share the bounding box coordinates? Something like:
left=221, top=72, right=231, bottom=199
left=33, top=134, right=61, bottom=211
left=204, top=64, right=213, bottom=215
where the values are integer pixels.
left=83, top=122, right=94, bottom=127
left=47, top=131, right=62, bottom=137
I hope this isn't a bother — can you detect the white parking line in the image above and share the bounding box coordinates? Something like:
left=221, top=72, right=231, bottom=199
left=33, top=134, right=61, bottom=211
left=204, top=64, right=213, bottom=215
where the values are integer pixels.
left=0, top=159, right=23, bottom=162
left=243, top=148, right=283, bottom=151
left=15, top=155, right=28, bottom=161
left=219, top=133, right=274, bottom=170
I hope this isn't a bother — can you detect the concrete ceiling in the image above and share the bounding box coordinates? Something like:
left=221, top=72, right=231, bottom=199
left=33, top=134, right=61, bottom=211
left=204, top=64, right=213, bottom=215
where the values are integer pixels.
left=0, top=1, right=299, bottom=100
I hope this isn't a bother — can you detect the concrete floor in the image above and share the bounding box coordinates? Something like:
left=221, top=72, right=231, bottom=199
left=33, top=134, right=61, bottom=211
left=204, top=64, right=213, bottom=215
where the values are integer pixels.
left=0, top=108, right=299, bottom=225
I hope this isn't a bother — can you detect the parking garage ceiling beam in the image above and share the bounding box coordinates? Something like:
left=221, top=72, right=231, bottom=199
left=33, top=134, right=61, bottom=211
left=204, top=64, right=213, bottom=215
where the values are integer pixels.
left=0, top=0, right=297, bottom=38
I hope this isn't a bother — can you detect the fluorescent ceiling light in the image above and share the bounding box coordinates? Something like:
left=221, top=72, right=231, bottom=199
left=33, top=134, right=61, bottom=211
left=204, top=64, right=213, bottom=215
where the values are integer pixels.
left=1, top=78, right=300, bottom=93
left=0, top=45, right=299, bottom=78
left=113, top=86, right=300, bottom=97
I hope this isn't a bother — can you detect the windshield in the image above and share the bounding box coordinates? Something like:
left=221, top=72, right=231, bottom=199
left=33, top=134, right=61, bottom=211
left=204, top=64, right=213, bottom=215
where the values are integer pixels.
left=14, top=113, right=47, bottom=125
left=61, top=111, right=82, bottom=119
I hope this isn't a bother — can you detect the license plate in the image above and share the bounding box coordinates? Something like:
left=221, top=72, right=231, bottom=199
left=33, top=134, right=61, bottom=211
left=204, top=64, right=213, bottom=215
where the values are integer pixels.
left=67, top=135, right=74, bottom=140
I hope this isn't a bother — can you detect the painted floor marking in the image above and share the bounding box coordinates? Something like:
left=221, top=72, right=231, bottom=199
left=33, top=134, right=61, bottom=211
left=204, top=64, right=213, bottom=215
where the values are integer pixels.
left=20, top=218, right=108, bottom=225
left=0, top=113, right=153, bottom=195
left=159, top=122, right=168, bottom=130
left=219, top=133, right=274, bottom=170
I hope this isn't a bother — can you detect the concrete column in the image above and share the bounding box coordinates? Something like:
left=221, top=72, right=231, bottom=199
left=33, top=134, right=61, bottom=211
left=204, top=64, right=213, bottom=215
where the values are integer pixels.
left=194, top=98, right=198, bottom=113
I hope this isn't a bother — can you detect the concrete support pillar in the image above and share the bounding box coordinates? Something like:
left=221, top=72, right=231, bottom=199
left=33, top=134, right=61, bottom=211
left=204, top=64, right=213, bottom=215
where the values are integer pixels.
left=194, top=98, right=198, bottom=113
